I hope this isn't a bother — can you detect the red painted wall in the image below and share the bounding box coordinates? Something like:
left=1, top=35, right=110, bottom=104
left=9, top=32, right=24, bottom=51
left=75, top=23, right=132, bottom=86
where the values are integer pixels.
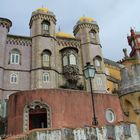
left=7, top=89, right=124, bottom=134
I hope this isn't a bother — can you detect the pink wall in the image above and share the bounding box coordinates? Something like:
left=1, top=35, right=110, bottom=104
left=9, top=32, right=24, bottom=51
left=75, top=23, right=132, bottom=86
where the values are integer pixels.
left=7, top=89, right=124, bottom=134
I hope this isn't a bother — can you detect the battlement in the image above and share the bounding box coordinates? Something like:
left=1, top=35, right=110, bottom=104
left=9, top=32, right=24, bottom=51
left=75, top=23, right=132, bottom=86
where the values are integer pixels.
left=119, top=64, right=140, bottom=96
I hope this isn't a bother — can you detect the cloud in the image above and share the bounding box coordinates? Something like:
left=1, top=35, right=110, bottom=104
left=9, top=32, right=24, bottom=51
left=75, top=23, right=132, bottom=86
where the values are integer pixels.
left=0, top=0, right=140, bottom=61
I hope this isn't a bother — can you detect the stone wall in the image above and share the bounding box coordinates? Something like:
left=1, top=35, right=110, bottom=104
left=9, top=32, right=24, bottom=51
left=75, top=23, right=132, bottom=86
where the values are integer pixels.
left=119, top=64, right=140, bottom=133
left=4, top=123, right=140, bottom=140
left=119, top=64, right=140, bottom=96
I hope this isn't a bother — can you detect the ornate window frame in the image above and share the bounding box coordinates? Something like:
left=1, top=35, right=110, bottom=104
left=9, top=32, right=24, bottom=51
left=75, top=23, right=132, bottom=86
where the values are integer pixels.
left=62, top=49, right=78, bottom=66
left=23, top=101, right=51, bottom=132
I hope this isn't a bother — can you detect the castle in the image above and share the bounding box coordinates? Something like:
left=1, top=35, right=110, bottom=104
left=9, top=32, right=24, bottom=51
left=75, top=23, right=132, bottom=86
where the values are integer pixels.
left=0, top=8, right=140, bottom=139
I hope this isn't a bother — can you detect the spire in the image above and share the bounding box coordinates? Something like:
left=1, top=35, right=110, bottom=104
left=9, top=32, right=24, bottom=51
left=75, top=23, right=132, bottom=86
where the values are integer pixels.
left=58, top=26, right=61, bottom=32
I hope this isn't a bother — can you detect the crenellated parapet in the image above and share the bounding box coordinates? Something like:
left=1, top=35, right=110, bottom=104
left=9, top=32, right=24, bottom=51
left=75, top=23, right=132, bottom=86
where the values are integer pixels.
left=29, top=9, right=56, bottom=28
left=119, top=64, right=140, bottom=96
left=73, top=22, right=99, bottom=36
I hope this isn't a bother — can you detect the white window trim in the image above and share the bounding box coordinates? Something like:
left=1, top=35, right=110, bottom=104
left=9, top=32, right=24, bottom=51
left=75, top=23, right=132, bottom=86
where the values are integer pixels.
left=43, top=72, right=50, bottom=83
left=10, top=73, right=18, bottom=84
left=105, top=109, right=116, bottom=123
left=43, top=23, right=49, bottom=31
left=43, top=53, right=50, bottom=62
left=69, top=54, right=76, bottom=65
left=10, top=51, right=20, bottom=64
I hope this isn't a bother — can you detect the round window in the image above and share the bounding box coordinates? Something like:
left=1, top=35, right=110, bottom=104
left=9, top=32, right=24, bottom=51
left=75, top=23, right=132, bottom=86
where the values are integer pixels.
left=106, top=109, right=115, bottom=123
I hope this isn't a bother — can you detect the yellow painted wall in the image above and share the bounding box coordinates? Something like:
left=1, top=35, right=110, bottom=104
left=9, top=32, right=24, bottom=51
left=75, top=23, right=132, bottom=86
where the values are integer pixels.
left=106, top=80, right=118, bottom=93
left=105, top=65, right=121, bottom=80
left=105, top=64, right=121, bottom=93
left=120, top=92, right=140, bottom=133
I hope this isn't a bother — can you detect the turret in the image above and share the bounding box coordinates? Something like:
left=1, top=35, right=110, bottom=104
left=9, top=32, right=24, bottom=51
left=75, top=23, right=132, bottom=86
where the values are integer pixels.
left=29, top=8, right=56, bottom=37
left=0, top=18, right=12, bottom=65
left=73, top=17, right=101, bottom=66
left=119, top=64, right=140, bottom=133
left=73, top=17, right=107, bottom=93
left=0, top=18, right=12, bottom=98
left=29, top=8, right=57, bottom=89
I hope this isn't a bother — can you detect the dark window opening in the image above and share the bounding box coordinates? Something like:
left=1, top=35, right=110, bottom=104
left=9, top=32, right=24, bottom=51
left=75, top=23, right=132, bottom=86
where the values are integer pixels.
left=29, top=108, right=47, bottom=130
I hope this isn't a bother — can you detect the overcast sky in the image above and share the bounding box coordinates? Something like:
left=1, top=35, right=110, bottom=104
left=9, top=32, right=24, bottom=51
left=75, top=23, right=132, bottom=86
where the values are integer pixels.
left=0, top=0, right=140, bottom=61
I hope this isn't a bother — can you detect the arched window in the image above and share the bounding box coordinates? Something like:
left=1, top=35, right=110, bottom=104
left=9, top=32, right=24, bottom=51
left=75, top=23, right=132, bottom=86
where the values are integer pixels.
left=62, top=53, right=77, bottom=66
left=90, top=30, right=96, bottom=41
left=63, top=55, right=68, bottom=66
left=10, top=73, right=18, bottom=84
left=42, top=20, right=50, bottom=34
left=10, top=49, right=20, bottom=64
left=94, top=56, right=102, bottom=69
left=95, top=59, right=101, bottom=67
left=42, top=50, right=51, bottom=67
left=43, top=73, right=50, bottom=82
left=69, top=54, right=76, bottom=65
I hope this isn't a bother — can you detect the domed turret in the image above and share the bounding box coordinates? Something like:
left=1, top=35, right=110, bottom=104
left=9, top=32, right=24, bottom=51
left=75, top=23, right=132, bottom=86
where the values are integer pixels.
left=30, top=8, right=57, bottom=89
left=73, top=16, right=99, bottom=37
left=29, top=7, right=56, bottom=37
left=73, top=16, right=107, bottom=93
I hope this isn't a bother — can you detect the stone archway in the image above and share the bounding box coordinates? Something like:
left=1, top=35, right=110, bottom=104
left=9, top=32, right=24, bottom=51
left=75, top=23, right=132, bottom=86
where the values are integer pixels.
left=23, top=101, right=51, bottom=132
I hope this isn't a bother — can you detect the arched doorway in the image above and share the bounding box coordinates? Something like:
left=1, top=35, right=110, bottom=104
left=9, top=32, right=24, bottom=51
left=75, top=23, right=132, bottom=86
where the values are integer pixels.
left=29, top=106, right=47, bottom=130
left=23, top=101, right=51, bottom=132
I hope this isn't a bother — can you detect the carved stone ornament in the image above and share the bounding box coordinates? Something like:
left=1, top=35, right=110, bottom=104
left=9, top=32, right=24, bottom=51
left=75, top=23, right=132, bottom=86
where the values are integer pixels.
left=23, top=101, right=51, bottom=132
left=63, top=65, right=79, bottom=81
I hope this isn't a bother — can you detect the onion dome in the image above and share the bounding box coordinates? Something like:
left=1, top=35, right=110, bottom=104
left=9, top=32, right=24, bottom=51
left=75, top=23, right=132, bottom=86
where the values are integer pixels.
left=56, top=32, right=75, bottom=39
